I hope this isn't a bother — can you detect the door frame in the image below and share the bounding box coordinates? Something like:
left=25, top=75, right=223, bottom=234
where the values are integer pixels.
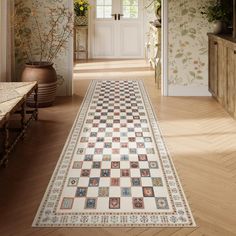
left=162, top=0, right=168, bottom=96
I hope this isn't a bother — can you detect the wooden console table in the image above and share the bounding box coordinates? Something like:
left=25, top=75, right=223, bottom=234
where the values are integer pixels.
left=208, top=33, right=236, bottom=118
left=74, top=25, right=88, bottom=60
left=0, top=82, right=38, bottom=167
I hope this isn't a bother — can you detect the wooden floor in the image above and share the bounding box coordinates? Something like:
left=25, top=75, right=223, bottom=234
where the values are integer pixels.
left=1, top=60, right=236, bottom=236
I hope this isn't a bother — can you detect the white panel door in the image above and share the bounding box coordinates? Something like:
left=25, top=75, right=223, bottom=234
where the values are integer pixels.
left=94, top=24, right=115, bottom=57
left=91, top=0, right=144, bottom=59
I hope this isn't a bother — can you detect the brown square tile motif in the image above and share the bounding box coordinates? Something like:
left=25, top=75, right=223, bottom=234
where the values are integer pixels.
left=110, top=178, right=120, bottom=186
left=130, top=161, right=139, bottom=168
left=81, top=169, right=90, bottom=177
left=140, top=169, right=150, bottom=177
left=121, top=169, right=130, bottom=177
left=89, top=178, right=100, bottom=187
left=111, top=161, right=120, bottom=169
left=109, top=198, right=120, bottom=209
left=133, top=198, right=144, bottom=209
left=142, top=187, right=154, bottom=197
left=138, top=154, right=148, bottom=161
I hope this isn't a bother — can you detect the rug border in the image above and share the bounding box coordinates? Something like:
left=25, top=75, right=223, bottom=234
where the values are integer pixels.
left=32, top=81, right=95, bottom=227
left=32, top=80, right=196, bottom=228
left=139, top=80, right=196, bottom=227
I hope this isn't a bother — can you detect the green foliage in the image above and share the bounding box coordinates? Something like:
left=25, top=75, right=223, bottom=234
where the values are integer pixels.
left=145, top=0, right=161, bottom=11
left=74, top=0, right=89, bottom=17
left=201, top=0, right=232, bottom=23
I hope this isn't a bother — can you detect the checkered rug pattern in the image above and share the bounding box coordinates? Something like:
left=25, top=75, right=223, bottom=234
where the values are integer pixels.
left=33, top=80, right=196, bottom=227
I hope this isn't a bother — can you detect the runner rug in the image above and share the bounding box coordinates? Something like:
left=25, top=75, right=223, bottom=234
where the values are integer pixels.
left=33, top=80, right=196, bottom=227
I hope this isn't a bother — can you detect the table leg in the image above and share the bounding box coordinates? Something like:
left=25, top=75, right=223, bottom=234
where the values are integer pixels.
left=34, top=85, right=38, bottom=121
left=20, top=102, right=26, bottom=139
left=2, top=121, right=10, bottom=167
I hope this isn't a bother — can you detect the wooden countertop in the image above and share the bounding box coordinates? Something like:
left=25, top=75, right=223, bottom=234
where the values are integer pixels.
left=0, top=82, right=37, bottom=126
left=208, top=33, right=236, bottom=43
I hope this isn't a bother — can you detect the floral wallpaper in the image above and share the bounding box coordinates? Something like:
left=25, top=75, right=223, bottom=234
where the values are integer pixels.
left=14, top=0, right=214, bottom=95
left=144, top=0, right=156, bottom=21
left=144, top=0, right=156, bottom=37
left=14, top=0, right=72, bottom=96
left=168, top=0, right=213, bottom=87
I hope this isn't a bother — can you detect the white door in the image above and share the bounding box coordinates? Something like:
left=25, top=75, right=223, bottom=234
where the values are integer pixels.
left=91, top=0, right=144, bottom=59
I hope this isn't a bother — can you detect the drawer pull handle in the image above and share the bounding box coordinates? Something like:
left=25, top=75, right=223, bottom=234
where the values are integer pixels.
left=214, top=42, right=218, bottom=45
left=234, top=50, right=236, bottom=54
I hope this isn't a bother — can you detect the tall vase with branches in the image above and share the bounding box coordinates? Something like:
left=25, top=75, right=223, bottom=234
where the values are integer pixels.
left=14, top=1, right=74, bottom=107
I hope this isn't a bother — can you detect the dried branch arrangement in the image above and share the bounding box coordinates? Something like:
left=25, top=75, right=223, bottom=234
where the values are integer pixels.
left=14, top=1, right=73, bottom=65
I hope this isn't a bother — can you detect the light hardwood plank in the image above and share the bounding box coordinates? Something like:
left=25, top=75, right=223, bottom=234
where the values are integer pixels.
left=0, top=60, right=236, bottom=236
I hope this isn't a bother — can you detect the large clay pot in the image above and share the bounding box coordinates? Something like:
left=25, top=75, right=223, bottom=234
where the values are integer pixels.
left=21, top=62, right=57, bottom=108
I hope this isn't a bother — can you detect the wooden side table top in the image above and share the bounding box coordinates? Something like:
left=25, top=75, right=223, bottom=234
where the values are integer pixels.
left=0, top=82, right=37, bottom=127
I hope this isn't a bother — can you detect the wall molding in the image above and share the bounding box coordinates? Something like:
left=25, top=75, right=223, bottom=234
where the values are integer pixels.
left=168, top=85, right=211, bottom=96
left=162, top=0, right=168, bottom=96
left=67, top=0, right=74, bottom=96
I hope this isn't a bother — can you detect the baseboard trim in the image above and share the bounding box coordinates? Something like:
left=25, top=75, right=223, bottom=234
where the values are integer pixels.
left=168, top=85, right=211, bottom=96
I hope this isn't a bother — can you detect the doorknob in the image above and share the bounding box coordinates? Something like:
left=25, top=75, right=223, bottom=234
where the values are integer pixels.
left=111, top=14, right=117, bottom=20
left=118, top=14, right=124, bottom=20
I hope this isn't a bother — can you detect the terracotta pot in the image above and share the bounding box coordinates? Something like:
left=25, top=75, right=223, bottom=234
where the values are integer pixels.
left=21, top=62, right=57, bottom=108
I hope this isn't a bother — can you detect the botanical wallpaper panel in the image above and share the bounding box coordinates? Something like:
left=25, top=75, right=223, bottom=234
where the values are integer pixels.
left=14, top=0, right=71, bottom=96
left=14, top=0, right=213, bottom=93
left=168, top=0, right=213, bottom=86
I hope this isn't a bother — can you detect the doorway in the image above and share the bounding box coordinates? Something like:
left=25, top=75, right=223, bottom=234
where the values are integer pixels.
left=72, top=0, right=168, bottom=95
left=89, top=0, right=144, bottom=59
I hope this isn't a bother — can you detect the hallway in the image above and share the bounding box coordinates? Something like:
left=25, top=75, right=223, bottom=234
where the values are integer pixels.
left=73, top=60, right=158, bottom=97
left=0, top=60, right=236, bottom=235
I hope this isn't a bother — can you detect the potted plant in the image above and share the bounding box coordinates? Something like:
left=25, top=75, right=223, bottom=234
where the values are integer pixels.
left=74, top=0, right=90, bottom=26
left=14, top=1, right=73, bottom=107
left=201, top=0, right=232, bottom=34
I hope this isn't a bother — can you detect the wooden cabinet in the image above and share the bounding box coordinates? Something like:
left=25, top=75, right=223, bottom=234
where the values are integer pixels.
left=208, top=34, right=236, bottom=118
left=227, top=47, right=236, bottom=114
